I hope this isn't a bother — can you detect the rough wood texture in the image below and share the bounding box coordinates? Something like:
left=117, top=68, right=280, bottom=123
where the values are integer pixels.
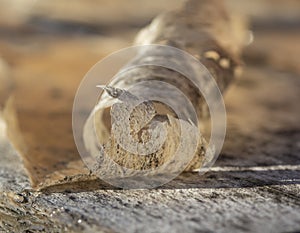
left=1, top=62, right=299, bottom=232
left=0, top=62, right=300, bottom=232
left=0, top=0, right=300, bottom=232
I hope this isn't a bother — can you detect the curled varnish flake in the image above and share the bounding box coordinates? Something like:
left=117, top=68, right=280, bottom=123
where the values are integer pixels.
left=83, top=0, right=246, bottom=181
left=103, top=86, right=167, bottom=156
left=86, top=85, right=204, bottom=178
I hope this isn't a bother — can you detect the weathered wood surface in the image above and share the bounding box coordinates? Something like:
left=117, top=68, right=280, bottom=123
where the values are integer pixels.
left=0, top=68, right=300, bottom=232
left=0, top=0, right=300, bottom=232
left=1, top=52, right=299, bottom=233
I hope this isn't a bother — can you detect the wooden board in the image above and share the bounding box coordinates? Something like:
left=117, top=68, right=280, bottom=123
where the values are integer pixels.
left=0, top=0, right=299, bottom=232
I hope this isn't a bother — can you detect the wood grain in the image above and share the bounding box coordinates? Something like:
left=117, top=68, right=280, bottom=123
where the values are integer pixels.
left=0, top=0, right=299, bottom=232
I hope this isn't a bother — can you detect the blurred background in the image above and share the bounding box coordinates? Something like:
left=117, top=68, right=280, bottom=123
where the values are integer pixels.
left=0, top=0, right=299, bottom=106
left=0, top=0, right=299, bottom=109
left=0, top=0, right=299, bottom=168
left=0, top=0, right=299, bottom=77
